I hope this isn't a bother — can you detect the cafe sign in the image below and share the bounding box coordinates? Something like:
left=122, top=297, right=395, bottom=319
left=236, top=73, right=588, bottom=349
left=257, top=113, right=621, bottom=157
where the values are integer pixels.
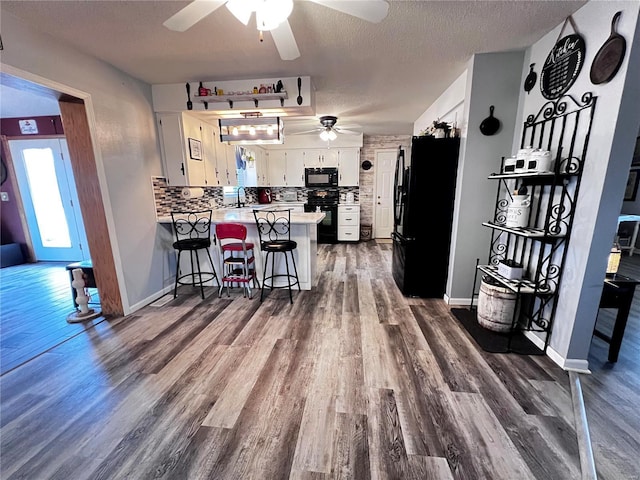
left=540, top=33, right=586, bottom=100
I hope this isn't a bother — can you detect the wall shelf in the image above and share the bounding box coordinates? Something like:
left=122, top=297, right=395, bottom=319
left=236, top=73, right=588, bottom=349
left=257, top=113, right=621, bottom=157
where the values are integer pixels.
left=482, top=221, right=566, bottom=241
left=196, top=92, right=288, bottom=109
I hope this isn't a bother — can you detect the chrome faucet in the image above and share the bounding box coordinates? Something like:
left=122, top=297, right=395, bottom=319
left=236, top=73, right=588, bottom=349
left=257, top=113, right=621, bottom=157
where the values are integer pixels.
left=237, top=186, right=246, bottom=208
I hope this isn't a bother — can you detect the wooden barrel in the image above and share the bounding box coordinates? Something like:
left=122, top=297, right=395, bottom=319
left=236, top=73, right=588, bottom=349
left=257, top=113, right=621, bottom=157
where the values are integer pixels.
left=477, top=277, right=516, bottom=332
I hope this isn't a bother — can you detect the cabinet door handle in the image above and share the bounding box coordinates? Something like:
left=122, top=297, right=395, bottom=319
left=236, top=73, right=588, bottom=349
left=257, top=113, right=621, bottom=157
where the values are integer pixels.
left=346, top=218, right=352, bottom=221
left=180, top=163, right=185, bottom=175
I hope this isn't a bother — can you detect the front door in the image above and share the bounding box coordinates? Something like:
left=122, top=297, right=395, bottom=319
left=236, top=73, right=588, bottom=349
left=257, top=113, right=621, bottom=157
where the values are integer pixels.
left=9, top=138, right=89, bottom=261
left=374, top=150, right=397, bottom=238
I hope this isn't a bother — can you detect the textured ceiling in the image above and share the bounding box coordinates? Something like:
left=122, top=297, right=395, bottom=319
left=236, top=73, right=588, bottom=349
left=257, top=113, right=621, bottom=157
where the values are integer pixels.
left=0, top=0, right=586, bottom=134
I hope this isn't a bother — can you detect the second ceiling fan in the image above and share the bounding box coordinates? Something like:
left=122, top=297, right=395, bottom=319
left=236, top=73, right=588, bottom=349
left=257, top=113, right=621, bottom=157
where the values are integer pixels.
left=163, top=0, right=390, bottom=61
left=292, top=116, right=361, bottom=141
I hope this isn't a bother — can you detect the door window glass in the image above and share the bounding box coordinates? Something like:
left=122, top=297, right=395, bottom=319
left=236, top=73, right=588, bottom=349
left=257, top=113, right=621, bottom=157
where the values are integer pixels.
left=23, top=148, right=72, bottom=248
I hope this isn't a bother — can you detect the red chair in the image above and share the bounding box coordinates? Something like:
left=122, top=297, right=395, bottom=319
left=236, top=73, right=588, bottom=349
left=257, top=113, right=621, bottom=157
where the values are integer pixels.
left=215, top=223, right=259, bottom=298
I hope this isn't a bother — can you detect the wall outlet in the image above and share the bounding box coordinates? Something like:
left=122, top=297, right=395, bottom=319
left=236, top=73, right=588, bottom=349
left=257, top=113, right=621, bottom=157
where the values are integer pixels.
left=0, top=192, right=9, bottom=202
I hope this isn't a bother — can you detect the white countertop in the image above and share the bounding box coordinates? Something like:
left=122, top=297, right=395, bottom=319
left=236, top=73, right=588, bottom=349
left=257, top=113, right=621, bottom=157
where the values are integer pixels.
left=157, top=208, right=325, bottom=225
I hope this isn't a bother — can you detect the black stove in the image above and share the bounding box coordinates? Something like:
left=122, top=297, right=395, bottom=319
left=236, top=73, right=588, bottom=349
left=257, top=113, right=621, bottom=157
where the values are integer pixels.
left=305, top=189, right=339, bottom=243
left=306, top=189, right=339, bottom=206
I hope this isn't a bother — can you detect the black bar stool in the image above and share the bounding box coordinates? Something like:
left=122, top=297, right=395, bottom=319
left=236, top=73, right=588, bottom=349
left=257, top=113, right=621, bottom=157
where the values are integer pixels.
left=171, top=210, right=219, bottom=299
left=253, top=209, right=300, bottom=303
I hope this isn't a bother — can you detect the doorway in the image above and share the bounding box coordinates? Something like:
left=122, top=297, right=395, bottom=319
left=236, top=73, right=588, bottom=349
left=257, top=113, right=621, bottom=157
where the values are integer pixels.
left=9, top=138, right=89, bottom=261
left=374, top=150, right=396, bottom=238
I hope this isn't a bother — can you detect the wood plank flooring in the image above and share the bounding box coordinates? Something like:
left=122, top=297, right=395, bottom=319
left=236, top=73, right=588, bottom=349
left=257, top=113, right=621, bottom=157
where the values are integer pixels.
left=0, top=242, right=633, bottom=479
left=0, top=262, right=104, bottom=374
left=584, top=254, right=640, bottom=480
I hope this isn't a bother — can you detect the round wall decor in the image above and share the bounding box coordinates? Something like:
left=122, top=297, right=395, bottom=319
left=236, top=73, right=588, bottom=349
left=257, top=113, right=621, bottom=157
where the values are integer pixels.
left=361, top=160, right=372, bottom=170
left=540, top=33, right=586, bottom=99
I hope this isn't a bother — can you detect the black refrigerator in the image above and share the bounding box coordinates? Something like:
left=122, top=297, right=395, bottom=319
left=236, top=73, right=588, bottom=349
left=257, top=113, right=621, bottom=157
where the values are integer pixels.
left=392, top=136, right=460, bottom=297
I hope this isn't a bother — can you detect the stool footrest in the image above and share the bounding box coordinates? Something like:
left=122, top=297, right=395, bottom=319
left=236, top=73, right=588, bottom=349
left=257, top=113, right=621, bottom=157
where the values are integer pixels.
left=176, top=271, right=217, bottom=287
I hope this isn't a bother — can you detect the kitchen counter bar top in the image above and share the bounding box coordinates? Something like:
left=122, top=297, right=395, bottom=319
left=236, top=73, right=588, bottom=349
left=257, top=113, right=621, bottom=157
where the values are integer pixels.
left=157, top=208, right=325, bottom=291
left=157, top=208, right=325, bottom=225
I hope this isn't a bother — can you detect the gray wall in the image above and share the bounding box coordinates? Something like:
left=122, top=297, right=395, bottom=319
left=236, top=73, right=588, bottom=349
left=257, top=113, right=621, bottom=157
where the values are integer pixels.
left=1, top=11, right=167, bottom=313
left=446, top=51, right=525, bottom=302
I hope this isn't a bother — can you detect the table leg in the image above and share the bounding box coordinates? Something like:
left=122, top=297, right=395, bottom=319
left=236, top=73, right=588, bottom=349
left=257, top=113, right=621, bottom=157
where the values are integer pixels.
left=630, top=221, right=640, bottom=256
left=608, top=292, right=634, bottom=362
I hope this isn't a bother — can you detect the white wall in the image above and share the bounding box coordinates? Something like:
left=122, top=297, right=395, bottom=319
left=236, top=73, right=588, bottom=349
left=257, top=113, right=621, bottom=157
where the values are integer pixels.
left=413, top=70, right=468, bottom=136
left=1, top=11, right=167, bottom=313
left=513, top=0, right=640, bottom=366
left=446, top=51, right=525, bottom=303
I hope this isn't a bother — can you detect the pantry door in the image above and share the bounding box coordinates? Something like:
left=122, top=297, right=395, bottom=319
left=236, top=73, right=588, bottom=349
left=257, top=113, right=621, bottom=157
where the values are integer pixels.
left=374, top=150, right=396, bottom=238
left=9, top=138, right=89, bottom=261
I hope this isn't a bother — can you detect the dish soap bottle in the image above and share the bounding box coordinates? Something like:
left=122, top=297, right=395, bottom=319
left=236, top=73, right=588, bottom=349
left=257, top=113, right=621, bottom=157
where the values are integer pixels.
left=198, top=82, right=207, bottom=97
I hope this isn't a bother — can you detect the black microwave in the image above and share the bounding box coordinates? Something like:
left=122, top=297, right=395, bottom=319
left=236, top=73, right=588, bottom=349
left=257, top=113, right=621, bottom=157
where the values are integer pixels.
left=305, top=167, right=338, bottom=187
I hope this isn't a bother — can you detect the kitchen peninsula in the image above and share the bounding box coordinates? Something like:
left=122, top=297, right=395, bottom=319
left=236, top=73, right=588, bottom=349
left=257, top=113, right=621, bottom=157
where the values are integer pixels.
left=158, top=208, right=325, bottom=290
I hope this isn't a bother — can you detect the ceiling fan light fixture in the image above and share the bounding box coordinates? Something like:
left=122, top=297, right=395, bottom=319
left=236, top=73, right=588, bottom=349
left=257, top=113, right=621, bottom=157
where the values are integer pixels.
left=256, top=0, right=293, bottom=31
left=226, top=0, right=256, bottom=25
left=319, top=128, right=337, bottom=141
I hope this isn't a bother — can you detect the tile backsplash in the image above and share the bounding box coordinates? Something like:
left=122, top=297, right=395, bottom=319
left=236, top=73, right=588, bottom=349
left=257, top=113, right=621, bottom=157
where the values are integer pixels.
left=152, top=177, right=360, bottom=217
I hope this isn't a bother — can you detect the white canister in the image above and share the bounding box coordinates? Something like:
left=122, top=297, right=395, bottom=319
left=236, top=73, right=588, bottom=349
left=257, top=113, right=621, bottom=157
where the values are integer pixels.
left=503, top=157, right=518, bottom=174
left=515, top=147, right=535, bottom=173
left=346, top=192, right=355, bottom=203
left=527, top=150, right=553, bottom=173
left=506, top=195, right=530, bottom=228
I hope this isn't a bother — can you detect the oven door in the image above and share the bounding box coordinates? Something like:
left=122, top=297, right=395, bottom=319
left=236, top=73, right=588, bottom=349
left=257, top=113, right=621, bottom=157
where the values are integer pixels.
left=305, top=204, right=338, bottom=244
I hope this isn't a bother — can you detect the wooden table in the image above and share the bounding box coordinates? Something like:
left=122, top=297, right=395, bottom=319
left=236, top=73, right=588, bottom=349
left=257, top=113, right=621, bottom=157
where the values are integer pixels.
left=617, top=215, right=640, bottom=255
left=594, top=273, right=640, bottom=362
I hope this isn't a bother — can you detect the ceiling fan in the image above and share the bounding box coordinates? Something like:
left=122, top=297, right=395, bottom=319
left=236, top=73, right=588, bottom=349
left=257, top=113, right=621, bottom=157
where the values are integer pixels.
left=292, top=116, right=361, bottom=140
left=163, top=0, right=390, bottom=61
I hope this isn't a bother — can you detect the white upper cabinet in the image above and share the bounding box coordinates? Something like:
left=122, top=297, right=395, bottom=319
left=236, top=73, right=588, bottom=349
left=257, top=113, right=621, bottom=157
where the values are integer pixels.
left=268, top=150, right=287, bottom=186
left=286, top=150, right=305, bottom=186
left=157, top=112, right=207, bottom=186
left=338, top=148, right=360, bottom=186
left=221, top=142, right=238, bottom=186
left=201, top=122, right=223, bottom=186
left=267, top=150, right=304, bottom=186
left=304, top=149, right=338, bottom=168
left=254, top=147, right=269, bottom=186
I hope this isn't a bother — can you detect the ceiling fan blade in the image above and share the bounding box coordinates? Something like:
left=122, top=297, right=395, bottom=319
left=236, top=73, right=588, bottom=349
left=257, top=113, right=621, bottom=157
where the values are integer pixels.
left=163, top=0, right=227, bottom=32
left=269, top=20, right=300, bottom=61
left=308, top=0, right=389, bottom=23
left=335, top=128, right=361, bottom=135
left=289, top=129, right=321, bottom=135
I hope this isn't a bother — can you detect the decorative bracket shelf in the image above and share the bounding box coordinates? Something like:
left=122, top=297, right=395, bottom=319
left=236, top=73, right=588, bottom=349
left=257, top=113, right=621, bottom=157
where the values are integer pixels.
left=196, top=92, right=288, bottom=110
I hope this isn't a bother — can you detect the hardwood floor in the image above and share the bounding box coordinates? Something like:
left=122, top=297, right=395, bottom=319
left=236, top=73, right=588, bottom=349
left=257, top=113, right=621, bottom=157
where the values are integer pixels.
left=0, top=242, right=632, bottom=479
left=0, top=262, right=104, bottom=375
left=585, top=254, right=640, bottom=480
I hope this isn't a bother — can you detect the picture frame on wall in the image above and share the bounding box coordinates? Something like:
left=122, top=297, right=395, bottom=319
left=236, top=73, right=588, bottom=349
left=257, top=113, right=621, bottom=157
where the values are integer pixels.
left=624, top=168, right=639, bottom=201
left=188, top=138, right=202, bottom=160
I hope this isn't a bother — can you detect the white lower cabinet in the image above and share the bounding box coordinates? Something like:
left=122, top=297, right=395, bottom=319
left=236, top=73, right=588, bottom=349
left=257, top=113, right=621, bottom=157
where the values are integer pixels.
left=338, top=204, right=360, bottom=241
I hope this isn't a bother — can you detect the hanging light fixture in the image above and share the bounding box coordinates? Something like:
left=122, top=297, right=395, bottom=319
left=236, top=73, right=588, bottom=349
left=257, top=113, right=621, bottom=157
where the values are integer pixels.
left=226, top=0, right=293, bottom=31
left=219, top=113, right=284, bottom=145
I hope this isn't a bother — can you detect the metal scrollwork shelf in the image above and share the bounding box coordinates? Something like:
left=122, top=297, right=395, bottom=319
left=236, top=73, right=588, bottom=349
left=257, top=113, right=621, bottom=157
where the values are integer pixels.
left=471, top=92, right=597, bottom=352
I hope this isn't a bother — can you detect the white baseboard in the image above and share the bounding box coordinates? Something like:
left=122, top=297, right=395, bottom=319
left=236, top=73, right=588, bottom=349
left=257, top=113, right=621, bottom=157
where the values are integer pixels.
left=444, top=295, right=476, bottom=307
left=128, top=285, right=174, bottom=314
left=523, top=332, right=591, bottom=373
